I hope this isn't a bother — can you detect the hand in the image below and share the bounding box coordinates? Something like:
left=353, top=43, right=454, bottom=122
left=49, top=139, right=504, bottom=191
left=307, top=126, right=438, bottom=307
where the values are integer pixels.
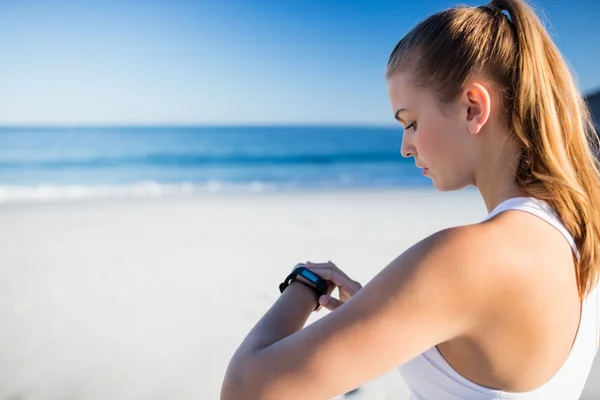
left=305, top=261, right=362, bottom=311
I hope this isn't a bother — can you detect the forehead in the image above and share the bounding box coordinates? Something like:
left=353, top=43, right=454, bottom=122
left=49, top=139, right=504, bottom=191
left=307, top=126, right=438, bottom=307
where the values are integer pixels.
left=387, top=71, right=419, bottom=110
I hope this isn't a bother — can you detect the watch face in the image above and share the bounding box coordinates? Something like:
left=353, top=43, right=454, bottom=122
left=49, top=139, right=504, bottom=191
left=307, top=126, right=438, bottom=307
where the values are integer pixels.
left=302, top=269, right=319, bottom=284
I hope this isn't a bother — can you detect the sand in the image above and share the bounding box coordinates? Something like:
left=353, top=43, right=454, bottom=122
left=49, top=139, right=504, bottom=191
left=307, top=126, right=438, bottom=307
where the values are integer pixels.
left=0, top=188, right=598, bottom=399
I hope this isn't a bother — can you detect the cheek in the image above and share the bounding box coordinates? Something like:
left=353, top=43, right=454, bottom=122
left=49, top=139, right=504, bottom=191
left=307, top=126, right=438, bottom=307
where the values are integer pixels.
left=415, top=116, right=462, bottom=164
left=412, top=126, right=444, bottom=162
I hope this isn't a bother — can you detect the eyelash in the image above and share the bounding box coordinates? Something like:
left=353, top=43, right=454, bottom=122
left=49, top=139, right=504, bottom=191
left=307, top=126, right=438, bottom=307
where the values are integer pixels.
left=405, top=121, right=417, bottom=131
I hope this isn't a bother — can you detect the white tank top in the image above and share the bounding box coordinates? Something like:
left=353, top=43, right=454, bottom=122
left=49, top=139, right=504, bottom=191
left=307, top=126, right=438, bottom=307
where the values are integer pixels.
left=397, top=196, right=600, bottom=400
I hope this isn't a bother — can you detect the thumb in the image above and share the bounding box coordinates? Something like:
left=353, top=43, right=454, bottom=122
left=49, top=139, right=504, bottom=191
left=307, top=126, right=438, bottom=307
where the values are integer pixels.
left=318, top=295, right=343, bottom=311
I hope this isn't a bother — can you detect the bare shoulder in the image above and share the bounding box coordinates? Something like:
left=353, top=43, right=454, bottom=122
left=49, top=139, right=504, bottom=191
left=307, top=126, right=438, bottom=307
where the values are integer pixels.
left=388, top=221, right=540, bottom=314
left=395, top=223, right=510, bottom=288
left=363, top=223, right=512, bottom=328
left=420, top=210, right=575, bottom=281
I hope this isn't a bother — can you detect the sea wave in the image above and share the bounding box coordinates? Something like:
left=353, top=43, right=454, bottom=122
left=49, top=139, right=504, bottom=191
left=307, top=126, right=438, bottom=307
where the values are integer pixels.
left=0, top=182, right=279, bottom=204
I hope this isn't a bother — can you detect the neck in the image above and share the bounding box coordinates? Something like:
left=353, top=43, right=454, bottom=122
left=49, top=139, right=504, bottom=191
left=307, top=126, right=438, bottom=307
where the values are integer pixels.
left=473, top=131, right=527, bottom=213
left=478, top=179, right=526, bottom=214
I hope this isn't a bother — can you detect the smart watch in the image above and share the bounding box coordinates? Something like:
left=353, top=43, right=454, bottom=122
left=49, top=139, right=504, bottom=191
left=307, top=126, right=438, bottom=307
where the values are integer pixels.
left=279, top=264, right=329, bottom=310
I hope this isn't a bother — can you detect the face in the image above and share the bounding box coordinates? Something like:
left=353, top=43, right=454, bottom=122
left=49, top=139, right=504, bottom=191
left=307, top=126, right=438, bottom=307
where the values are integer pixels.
left=387, top=71, right=477, bottom=191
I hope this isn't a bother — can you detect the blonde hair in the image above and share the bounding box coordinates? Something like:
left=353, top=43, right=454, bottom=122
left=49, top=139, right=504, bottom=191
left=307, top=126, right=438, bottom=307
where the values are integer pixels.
left=386, top=0, right=600, bottom=298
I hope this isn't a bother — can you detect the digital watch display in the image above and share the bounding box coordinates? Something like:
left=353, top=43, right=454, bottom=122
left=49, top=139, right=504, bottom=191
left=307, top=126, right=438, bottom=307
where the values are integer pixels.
left=279, top=264, right=329, bottom=310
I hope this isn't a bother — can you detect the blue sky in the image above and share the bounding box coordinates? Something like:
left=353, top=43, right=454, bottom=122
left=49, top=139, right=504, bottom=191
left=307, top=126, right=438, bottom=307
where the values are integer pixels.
left=0, top=0, right=598, bottom=126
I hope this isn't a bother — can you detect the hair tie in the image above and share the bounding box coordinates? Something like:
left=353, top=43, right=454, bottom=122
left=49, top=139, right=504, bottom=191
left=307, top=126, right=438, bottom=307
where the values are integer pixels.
left=485, top=3, right=513, bottom=23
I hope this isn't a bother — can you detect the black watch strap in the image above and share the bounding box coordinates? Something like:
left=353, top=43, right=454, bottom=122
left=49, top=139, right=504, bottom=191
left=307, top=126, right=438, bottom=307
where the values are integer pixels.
left=279, top=265, right=328, bottom=310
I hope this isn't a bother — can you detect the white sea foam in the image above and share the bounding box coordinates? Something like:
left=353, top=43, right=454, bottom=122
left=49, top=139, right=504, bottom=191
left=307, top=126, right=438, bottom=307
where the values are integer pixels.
left=0, top=181, right=281, bottom=204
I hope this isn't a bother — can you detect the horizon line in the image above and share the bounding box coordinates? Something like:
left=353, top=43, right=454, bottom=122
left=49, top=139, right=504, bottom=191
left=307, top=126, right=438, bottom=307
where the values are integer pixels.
left=0, top=122, right=399, bottom=129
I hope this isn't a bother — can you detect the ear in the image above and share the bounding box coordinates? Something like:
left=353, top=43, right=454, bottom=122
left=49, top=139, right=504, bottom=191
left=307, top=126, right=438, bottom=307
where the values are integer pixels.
left=463, top=82, right=491, bottom=135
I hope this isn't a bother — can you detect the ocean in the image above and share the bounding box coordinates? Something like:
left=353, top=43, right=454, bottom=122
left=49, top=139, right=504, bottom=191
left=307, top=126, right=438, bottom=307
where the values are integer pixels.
left=0, top=126, right=429, bottom=204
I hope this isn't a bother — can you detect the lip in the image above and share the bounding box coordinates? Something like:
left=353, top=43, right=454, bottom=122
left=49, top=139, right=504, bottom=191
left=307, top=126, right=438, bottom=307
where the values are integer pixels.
left=422, top=168, right=429, bottom=176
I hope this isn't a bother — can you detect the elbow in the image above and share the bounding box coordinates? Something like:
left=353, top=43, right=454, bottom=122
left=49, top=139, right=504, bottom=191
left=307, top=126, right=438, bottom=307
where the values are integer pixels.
left=220, top=379, right=242, bottom=400
left=221, top=363, right=275, bottom=400
left=221, top=363, right=257, bottom=400
left=221, top=365, right=245, bottom=400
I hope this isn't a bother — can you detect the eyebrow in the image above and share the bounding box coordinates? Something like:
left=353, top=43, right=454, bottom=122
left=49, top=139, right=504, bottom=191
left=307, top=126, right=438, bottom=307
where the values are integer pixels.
left=394, top=108, right=408, bottom=123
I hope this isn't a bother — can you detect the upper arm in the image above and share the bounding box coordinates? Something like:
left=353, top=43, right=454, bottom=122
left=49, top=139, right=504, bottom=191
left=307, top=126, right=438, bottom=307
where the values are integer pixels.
left=238, top=226, right=493, bottom=399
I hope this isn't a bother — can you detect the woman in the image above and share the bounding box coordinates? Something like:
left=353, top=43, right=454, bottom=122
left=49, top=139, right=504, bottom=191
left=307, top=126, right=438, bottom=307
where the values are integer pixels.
left=220, top=0, right=600, bottom=399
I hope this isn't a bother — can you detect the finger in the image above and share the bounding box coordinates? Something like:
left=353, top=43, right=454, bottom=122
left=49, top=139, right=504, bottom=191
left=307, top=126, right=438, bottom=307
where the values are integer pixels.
left=319, top=295, right=343, bottom=311
left=306, top=261, right=349, bottom=280
left=305, top=261, right=344, bottom=277
left=307, top=266, right=345, bottom=284
left=306, top=260, right=339, bottom=269
left=305, top=261, right=362, bottom=294
left=307, top=266, right=358, bottom=291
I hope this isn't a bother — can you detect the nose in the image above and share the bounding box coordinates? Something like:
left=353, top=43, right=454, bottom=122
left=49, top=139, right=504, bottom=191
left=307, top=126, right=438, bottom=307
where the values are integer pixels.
left=400, top=132, right=416, bottom=158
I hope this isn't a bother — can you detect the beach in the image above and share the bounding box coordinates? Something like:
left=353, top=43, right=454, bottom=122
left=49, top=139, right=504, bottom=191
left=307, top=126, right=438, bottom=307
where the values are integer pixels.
left=0, top=188, right=598, bottom=399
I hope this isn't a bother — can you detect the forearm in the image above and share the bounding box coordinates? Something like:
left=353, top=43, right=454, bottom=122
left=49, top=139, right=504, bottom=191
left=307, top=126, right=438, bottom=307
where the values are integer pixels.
left=222, top=281, right=316, bottom=397
left=233, top=281, right=316, bottom=358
